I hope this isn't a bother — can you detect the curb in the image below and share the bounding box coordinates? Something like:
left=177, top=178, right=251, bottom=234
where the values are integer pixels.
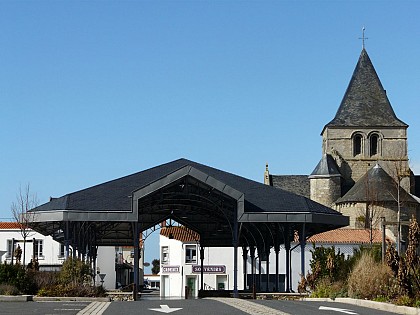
left=34, top=296, right=111, bottom=302
left=0, top=295, right=33, bottom=302
left=0, top=295, right=110, bottom=302
left=303, top=297, right=420, bottom=315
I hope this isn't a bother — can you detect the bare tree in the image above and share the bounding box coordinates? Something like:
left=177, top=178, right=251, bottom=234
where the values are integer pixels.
left=363, top=169, right=385, bottom=245
left=386, top=144, right=411, bottom=254
left=11, top=184, right=38, bottom=267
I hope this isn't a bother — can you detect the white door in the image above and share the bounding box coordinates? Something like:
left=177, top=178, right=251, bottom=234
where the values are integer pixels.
left=162, top=276, right=170, bottom=297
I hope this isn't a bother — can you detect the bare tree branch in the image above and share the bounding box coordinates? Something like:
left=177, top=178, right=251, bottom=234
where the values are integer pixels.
left=11, top=184, right=38, bottom=266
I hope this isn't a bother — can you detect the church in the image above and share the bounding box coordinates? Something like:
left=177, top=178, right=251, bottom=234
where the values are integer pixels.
left=265, top=47, right=420, bottom=247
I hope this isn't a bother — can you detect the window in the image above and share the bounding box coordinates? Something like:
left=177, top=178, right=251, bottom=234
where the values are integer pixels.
left=185, top=245, right=197, bottom=264
left=353, top=134, right=362, bottom=156
left=59, top=244, right=65, bottom=258
left=34, top=240, right=43, bottom=257
left=370, top=134, right=379, bottom=156
left=161, top=246, right=169, bottom=264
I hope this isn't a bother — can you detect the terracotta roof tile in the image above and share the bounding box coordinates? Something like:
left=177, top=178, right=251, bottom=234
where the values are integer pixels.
left=160, top=226, right=200, bottom=243
left=161, top=226, right=382, bottom=245
left=0, top=222, right=23, bottom=229
left=306, top=228, right=383, bottom=244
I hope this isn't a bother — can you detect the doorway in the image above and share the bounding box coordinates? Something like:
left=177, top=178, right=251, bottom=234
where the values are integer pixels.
left=186, top=276, right=196, bottom=298
left=162, top=275, right=170, bottom=297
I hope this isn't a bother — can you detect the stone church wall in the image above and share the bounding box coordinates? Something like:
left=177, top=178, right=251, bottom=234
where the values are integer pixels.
left=322, top=127, right=410, bottom=191
left=310, top=177, right=341, bottom=207
left=336, top=202, right=417, bottom=239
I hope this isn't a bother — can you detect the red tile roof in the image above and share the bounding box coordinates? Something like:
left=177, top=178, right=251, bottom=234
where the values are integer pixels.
left=160, top=226, right=383, bottom=245
left=160, top=226, right=200, bottom=243
left=306, top=228, right=383, bottom=244
left=0, top=222, right=23, bottom=229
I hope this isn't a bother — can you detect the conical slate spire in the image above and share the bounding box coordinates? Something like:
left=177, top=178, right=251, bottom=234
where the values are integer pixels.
left=324, top=49, right=407, bottom=129
left=336, top=164, right=415, bottom=204
left=309, top=154, right=341, bottom=178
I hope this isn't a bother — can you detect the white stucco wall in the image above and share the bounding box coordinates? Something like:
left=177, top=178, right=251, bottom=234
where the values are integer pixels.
left=96, top=246, right=116, bottom=290
left=159, top=235, right=244, bottom=297
left=0, top=225, right=139, bottom=291
left=0, top=226, right=64, bottom=268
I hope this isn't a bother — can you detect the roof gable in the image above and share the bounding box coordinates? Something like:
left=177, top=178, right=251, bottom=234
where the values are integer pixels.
left=34, top=158, right=341, bottom=216
left=324, top=49, right=407, bottom=131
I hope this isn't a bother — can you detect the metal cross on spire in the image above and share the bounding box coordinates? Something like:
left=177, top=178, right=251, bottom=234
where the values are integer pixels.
left=359, top=27, right=368, bottom=49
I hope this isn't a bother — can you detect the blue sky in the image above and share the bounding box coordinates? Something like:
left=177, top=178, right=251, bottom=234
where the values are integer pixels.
left=1, top=1, right=420, bottom=269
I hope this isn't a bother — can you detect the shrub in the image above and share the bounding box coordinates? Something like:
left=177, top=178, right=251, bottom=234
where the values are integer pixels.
left=310, top=278, right=334, bottom=298
left=351, top=244, right=382, bottom=264
left=0, top=263, right=37, bottom=294
left=35, top=258, right=106, bottom=298
left=59, top=257, right=92, bottom=286
left=31, top=270, right=59, bottom=290
left=0, top=284, right=20, bottom=295
left=311, top=278, right=347, bottom=299
left=37, top=283, right=106, bottom=297
left=348, top=252, right=395, bottom=300
left=394, top=295, right=413, bottom=306
left=299, top=245, right=352, bottom=293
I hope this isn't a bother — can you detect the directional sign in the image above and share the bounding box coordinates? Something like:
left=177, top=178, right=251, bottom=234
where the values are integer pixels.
left=319, top=306, right=358, bottom=314
left=149, top=305, right=182, bottom=313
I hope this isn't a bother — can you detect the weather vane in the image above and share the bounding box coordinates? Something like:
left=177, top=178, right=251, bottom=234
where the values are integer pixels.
left=359, top=27, right=368, bottom=49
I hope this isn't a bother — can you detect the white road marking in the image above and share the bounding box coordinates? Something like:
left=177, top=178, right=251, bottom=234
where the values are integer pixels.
left=319, top=306, right=358, bottom=314
left=77, top=302, right=111, bottom=315
left=149, top=304, right=183, bottom=313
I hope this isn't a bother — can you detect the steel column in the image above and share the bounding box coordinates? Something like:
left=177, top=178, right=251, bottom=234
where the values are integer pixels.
left=285, top=225, right=291, bottom=293
left=300, top=224, right=306, bottom=279
left=250, top=246, right=256, bottom=295
left=275, top=246, right=280, bottom=292
left=265, top=246, right=270, bottom=292
left=200, top=245, right=204, bottom=291
left=233, top=218, right=239, bottom=298
left=133, top=222, right=140, bottom=301
left=242, top=247, right=248, bottom=290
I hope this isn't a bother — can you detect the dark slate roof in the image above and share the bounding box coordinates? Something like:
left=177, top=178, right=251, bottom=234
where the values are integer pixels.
left=336, top=164, right=417, bottom=204
left=415, top=175, right=420, bottom=198
left=34, top=158, right=336, bottom=215
left=323, top=49, right=407, bottom=132
left=309, top=154, right=341, bottom=178
left=269, top=175, right=310, bottom=198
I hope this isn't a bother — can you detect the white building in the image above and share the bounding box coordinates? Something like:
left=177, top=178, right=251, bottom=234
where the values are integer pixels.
left=159, top=225, right=383, bottom=297
left=0, top=222, right=65, bottom=270
left=144, top=274, right=160, bottom=290
left=159, top=226, right=243, bottom=298
left=0, top=222, right=143, bottom=291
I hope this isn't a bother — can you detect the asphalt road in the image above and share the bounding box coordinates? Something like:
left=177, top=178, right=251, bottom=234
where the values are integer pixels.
left=0, top=301, right=91, bottom=315
left=255, top=300, right=398, bottom=315
left=0, top=299, right=401, bottom=315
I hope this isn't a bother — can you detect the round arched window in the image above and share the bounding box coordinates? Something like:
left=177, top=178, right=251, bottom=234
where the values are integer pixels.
left=353, top=134, right=362, bottom=156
